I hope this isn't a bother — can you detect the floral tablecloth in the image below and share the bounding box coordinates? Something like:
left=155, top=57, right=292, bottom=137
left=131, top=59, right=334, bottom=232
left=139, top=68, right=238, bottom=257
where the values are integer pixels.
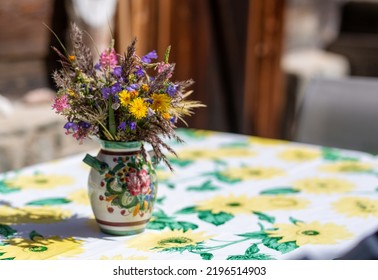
left=1, top=129, right=378, bottom=260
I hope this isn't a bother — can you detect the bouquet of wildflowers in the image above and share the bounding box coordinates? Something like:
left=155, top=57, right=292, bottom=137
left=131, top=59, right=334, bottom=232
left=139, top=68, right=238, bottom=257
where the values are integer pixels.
left=51, top=23, right=204, bottom=169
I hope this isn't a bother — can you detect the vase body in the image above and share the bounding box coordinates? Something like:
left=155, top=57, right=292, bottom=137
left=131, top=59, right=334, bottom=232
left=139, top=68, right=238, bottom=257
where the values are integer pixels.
left=83, top=140, right=157, bottom=236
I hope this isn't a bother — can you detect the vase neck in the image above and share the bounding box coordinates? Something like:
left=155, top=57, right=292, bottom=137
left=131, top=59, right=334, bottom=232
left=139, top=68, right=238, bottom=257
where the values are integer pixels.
left=99, top=140, right=142, bottom=152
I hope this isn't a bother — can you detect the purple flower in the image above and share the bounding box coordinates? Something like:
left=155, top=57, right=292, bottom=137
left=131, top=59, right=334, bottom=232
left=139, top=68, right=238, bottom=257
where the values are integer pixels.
left=118, top=122, right=127, bottom=131
left=167, top=84, right=178, bottom=97
left=111, top=83, right=122, bottom=94
left=78, top=121, right=91, bottom=129
left=64, top=122, right=78, bottom=132
left=141, top=50, right=158, bottom=63
left=129, top=121, right=136, bottom=131
left=113, top=66, right=122, bottom=77
left=94, top=63, right=101, bottom=70
left=101, top=87, right=111, bottom=99
left=126, top=84, right=139, bottom=91
left=134, top=66, right=144, bottom=78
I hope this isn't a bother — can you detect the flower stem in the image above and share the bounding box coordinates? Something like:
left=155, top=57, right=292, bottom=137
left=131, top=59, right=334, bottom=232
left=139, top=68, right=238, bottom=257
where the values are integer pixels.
left=108, top=97, right=116, bottom=138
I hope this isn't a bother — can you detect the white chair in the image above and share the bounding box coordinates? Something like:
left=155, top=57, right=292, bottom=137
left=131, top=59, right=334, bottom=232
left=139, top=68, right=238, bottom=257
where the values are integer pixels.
left=292, top=76, right=378, bottom=154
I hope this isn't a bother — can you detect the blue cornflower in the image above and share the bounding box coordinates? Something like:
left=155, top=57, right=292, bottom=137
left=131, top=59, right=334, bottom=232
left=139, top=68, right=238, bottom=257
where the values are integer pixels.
left=141, top=50, right=158, bottom=63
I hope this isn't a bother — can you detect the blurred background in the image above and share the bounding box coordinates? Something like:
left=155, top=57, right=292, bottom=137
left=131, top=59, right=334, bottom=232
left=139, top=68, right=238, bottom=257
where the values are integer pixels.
left=1, top=0, right=378, bottom=172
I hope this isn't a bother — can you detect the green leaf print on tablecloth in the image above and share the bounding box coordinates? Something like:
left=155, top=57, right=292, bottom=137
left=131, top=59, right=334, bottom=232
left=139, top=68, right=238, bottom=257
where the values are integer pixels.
left=26, top=198, right=72, bottom=206
left=260, top=187, right=300, bottom=195
left=0, top=179, right=20, bottom=194
left=227, top=243, right=275, bottom=260
left=0, top=224, right=16, bottom=238
left=147, top=209, right=198, bottom=231
left=186, top=180, right=220, bottom=192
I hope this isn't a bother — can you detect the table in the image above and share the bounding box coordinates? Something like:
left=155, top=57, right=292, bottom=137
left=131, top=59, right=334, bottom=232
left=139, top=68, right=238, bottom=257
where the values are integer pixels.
left=1, top=129, right=378, bottom=260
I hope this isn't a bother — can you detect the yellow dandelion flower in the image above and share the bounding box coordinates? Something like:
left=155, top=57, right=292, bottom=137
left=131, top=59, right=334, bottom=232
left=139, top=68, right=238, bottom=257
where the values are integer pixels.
left=196, top=194, right=256, bottom=215
left=68, top=55, right=75, bottom=61
left=126, top=229, right=213, bottom=252
left=5, top=174, right=74, bottom=190
left=129, top=97, right=148, bottom=119
left=0, top=236, right=84, bottom=260
left=249, top=196, right=310, bottom=211
left=293, top=177, right=355, bottom=194
left=278, top=148, right=321, bottom=162
left=333, top=197, right=378, bottom=218
left=130, top=90, right=139, bottom=98
left=119, top=90, right=131, bottom=107
left=151, top=93, right=171, bottom=113
left=162, top=112, right=171, bottom=120
left=221, top=166, right=285, bottom=181
left=266, top=221, right=353, bottom=246
left=0, top=206, right=72, bottom=225
left=141, top=84, right=149, bottom=92
left=319, top=161, right=373, bottom=173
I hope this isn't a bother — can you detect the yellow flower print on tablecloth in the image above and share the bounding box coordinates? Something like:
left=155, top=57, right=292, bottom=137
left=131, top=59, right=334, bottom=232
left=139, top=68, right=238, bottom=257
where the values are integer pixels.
left=266, top=222, right=353, bottom=246
left=319, top=161, right=373, bottom=173
left=247, top=136, right=288, bottom=146
left=196, top=194, right=256, bottom=215
left=278, top=148, right=321, bottom=162
left=126, top=229, right=213, bottom=252
left=177, top=147, right=256, bottom=161
left=333, top=197, right=378, bottom=218
left=0, top=236, right=84, bottom=260
left=6, top=173, right=74, bottom=190
left=196, top=194, right=309, bottom=214
left=0, top=206, right=72, bottom=225
left=68, top=189, right=90, bottom=205
left=293, top=177, right=355, bottom=194
left=220, top=166, right=285, bottom=181
left=249, top=196, right=310, bottom=211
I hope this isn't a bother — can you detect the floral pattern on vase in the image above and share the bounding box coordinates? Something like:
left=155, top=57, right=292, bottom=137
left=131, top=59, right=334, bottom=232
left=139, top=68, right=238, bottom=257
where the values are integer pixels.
left=83, top=140, right=157, bottom=236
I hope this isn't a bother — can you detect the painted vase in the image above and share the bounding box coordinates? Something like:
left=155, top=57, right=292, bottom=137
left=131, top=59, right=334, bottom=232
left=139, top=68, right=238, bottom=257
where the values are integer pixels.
left=83, top=140, right=158, bottom=236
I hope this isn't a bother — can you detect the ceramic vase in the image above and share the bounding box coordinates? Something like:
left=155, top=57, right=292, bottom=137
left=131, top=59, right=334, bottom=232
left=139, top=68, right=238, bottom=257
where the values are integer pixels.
left=83, top=140, right=157, bottom=235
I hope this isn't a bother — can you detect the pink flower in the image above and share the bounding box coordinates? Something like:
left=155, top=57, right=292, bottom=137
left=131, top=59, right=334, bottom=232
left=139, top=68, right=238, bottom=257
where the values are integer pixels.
left=157, top=62, right=172, bottom=78
left=100, top=48, right=118, bottom=69
left=52, top=94, right=69, bottom=113
left=127, top=169, right=151, bottom=196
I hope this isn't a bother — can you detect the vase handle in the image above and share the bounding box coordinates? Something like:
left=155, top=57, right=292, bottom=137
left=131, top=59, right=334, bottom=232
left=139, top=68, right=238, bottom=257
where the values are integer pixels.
left=83, top=154, right=109, bottom=174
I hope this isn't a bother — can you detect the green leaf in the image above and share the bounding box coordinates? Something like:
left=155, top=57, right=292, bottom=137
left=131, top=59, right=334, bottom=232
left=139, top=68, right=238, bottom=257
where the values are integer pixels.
left=0, top=225, right=16, bottom=238
left=166, top=183, right=175, bottom=189
left=198, top=211, right=234, bottom=226
left=237, top=231, right=268, bottom=239
left=156, top=196, right=166, bottom=205
left=245, top=244, right=260, bottom=256
left=200, top=253, right=214, bottom=260
left=0, top=257, right=15, bottom=260
left=221, top=142, right=249, bottom=148
left=262, top=237, right=298, bottom=254
left=175, top=206, right=198, bottom=215
left=214, top=172, right=241, bottom=184
left=322, top=147, right=358, bottom=161
left=147, top=221, right=166, bottom=230
left=170, top=158, right=194, bottom=167
left=186, top=180, right=219, bottom=192
left=0, top=180, right=20, bottom=194
left=289, top=217, right=304, bottom=225
left=253, top=211, right=275, bottom=224
left=259, top=187, right=300, bottom=195
left=177, top=221, right=198, bottom=232
left=227, top=255, right=247, bottom=260
left=29, top=230, right=44, bottom=241
left=26, top=198, right=71, bottom=206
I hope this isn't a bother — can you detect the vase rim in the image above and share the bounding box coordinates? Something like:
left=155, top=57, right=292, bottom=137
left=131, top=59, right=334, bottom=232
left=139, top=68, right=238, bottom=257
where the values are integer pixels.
left=99, top=139, right=142, bottom=150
